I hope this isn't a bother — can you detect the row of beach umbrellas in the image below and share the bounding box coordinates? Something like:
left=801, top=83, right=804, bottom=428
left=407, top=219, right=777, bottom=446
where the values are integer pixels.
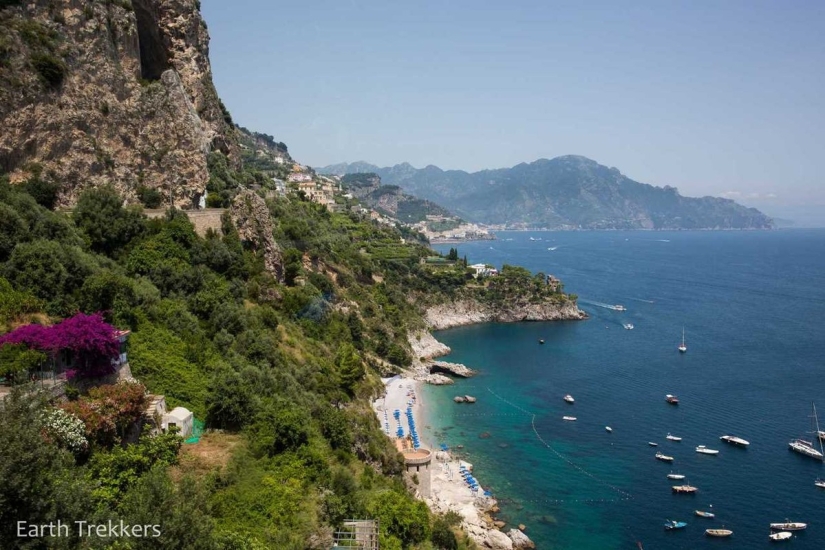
left=406, top=405, right=420, bottom=449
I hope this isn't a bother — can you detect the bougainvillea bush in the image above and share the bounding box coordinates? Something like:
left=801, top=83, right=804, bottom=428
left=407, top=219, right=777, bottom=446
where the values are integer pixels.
left=0, top=312, right=120, bottom=378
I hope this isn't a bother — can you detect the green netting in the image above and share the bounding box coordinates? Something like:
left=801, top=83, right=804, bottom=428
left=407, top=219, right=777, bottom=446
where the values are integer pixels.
left=184, top=418, right=204, bottom=444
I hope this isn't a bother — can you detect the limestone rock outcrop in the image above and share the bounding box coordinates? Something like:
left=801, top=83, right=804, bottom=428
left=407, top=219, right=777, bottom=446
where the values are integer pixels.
left=230, top=189, right=283, bottom=281
left=426, top=298, right=587, bottom=330
left=0, top=0, right=237, bottom=207
left=484, top=529, right=514, bottom=550
left=507, top=529, right=535, bottom=549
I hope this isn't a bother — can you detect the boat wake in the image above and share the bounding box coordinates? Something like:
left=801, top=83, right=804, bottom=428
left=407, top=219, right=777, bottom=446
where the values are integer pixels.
left=579, top=299, right=627, bottom=311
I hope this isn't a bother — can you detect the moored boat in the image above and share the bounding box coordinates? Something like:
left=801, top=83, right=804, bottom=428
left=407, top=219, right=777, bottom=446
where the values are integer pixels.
left=564, top=394, right=575, bottom=403
left=666, top=394, right=679, bottom=405
left=655, top=451, right=674, bottom=462
left=672, top=484, right=698, bottom=494
left=605, top=426, right=613, bottom=432
left=720, top=435, right=750, bottom=447
left=696, top=445, right=720, bottom=455
left=562, top=416, right=577, bottom=421
left=706, top=529, right=733, bottom=537
left=648, top=442, right=658, bottom=447
left=666, top=433, right=682, bottom=441
left=789, top=403, right=825, bottom=461
left=769, top=522, right=806, bottom=531
left=695, top=510, right=715, bottom=518
left=664, top=519, right=687, bottom=530
left=769, top=531, right=792, bottom=541
left=667, top=472, right=685, bottom=480
left=538, top=339, right=545, bottom=345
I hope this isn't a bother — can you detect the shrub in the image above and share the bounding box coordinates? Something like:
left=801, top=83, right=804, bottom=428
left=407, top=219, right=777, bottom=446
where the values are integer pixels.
left=40, top=408, right=88, bottom=454
left=136, top=185, right=163, bottom=208
left=30, top=52, right=66, bottom=90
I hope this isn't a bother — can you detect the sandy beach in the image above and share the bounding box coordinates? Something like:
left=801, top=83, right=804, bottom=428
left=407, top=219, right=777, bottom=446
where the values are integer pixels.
left=375, top=372, right=533, bottom=548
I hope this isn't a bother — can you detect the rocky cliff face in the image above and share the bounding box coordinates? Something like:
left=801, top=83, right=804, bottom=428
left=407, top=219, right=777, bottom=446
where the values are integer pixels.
left=0, top=0, right=236, bottom=207
left=425, top=298, right=587, bottom=330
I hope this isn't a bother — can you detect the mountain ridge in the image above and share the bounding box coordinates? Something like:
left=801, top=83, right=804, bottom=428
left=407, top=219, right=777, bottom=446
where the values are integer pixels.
left=318, top=156, right=774, bottom=230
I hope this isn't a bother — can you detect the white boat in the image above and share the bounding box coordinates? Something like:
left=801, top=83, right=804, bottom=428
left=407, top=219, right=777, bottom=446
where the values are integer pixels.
left=605, top=426, right=613, bottom=432
left=667, top=472, right=685, bottom=480
left=720, top=435, right=750, bottom=447
left=562, top=416, right=577, bottom=421
left=695, top=509, right=715, bottom=518
left=769, top=522, right=806, bottom=531
left=655, top=451, right=674, bottom=462
left=666, top=433, right=682, bottom=442
left=648, top=442, right=658, bottom=447
left=623, top=323, right=634, bottom=330
left=613, top=305, right=626, bottom=311
left=696, top=445, right=720, bottom=455
left=769, top=531, right=792, bottom=541
left=672, top=483, right=697, bottom=494
left=789, top=403, right=825, bottom=461
left=563, top=394, right=575, bottom=403
left=706, top=529, right=732, bottom=537
left=816, top=478, right=825, bottom=488
left=678, top=327, right=687, bottom=353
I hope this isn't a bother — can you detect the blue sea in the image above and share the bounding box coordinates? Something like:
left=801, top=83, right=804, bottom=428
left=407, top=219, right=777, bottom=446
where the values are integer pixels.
left=428, top=230, right=825, bottom=549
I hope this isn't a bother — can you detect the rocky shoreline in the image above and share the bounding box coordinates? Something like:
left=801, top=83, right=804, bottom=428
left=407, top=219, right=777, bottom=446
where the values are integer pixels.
left=425, top=298, right=587, bottom=331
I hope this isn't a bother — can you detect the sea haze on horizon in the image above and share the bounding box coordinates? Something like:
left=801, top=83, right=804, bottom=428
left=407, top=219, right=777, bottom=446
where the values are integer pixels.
left=203, top=0, right=825, bottom=213
left=426, top=229, right=825, bottom=549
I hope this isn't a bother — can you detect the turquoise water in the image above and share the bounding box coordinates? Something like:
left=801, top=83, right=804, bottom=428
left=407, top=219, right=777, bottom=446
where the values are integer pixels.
left=428, top=230, right=825, bottom=549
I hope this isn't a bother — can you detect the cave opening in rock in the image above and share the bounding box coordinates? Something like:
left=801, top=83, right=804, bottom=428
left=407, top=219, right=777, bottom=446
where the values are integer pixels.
left=133, top=0, right=169, bottom=81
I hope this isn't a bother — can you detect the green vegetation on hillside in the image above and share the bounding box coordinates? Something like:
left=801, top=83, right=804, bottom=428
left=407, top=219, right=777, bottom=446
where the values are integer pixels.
left=0, top=174, right=497, bottom=549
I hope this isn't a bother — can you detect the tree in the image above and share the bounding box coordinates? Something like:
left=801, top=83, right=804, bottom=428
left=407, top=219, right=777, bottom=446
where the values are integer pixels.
left=337, top=343, right=364, bottom=395
left=206, top=368, right=256, bottom=429
left=0, top=391, right=93, bottom=546
left=73, top=186, right=146, bottom=256
left=0, top=343, right=46, bottom=382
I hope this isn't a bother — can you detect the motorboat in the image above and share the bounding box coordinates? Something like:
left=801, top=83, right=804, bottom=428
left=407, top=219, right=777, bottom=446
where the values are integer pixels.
left=695, top=510, right=715, bottom=518
left=562, top=416, right=577, bottom=421
left=538, top=339, right=545, bottom=345
left=696, top=445, right=719, bottom=455
left=666, top=433, right=682, bottom=442
left=605, top=426, right=613, bottom=432
left=667, top=472, right=685, bottom=480
left=648, top=442, right=658, bottom=447
left=769, top=531, right=792, bottom=541
left=706, top=529, right=732, bottom=537
left=672, top=484, right=697, bottom=494
left=623, top=323, right=634, bottom=330
left=816, top=478, right=825, bottom=488
left=789, top=403, right=824, bottom=461
left=564, top=394, right=575, bottom=403
left=655, top=451, right=674, bottom=462
left=720, top=435, right=750, bottom=447
left=769, top=522, right=806, bottom=531
left=666, top=394, right=679, bottom=405
left=664, top=519, right=687, bottom=530
left=678, top=327, right=687, bottom=353
left=614, top=305, right=626, bottom=311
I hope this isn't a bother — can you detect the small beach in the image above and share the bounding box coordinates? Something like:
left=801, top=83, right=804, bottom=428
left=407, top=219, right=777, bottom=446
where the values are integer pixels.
left=374, top=369, right=523, bottom=547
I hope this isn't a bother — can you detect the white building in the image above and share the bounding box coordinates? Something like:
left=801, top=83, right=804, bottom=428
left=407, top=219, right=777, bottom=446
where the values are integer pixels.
left=162, top=407, right=194, bottom=437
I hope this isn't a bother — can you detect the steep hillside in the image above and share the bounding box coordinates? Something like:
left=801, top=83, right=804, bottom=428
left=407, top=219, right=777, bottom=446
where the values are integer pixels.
left=321, top=156, right=774, bottom=230
left=0, top=0, right=237, bottom=208
left=339, top=172, right=457, bottom=224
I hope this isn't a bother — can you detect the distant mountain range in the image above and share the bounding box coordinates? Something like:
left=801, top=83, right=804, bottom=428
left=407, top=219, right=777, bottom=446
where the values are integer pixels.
left=318, top=156, right=773, bottom=230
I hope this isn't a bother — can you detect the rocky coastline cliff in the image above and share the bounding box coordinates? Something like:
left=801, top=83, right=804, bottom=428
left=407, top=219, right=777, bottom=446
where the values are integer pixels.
left=425, top=298, right=587, bottom=331
left=0, top=0, right=236, bottom=208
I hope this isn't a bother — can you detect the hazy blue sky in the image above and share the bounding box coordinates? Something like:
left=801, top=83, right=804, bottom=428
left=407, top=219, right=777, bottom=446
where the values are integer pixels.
left=203, top=1, right=825, bottom=223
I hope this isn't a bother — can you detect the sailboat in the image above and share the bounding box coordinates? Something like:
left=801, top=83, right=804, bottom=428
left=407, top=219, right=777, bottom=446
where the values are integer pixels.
left=788, top=402, right=824, bottom=461
left=678, top=328, right=687, bottom=353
